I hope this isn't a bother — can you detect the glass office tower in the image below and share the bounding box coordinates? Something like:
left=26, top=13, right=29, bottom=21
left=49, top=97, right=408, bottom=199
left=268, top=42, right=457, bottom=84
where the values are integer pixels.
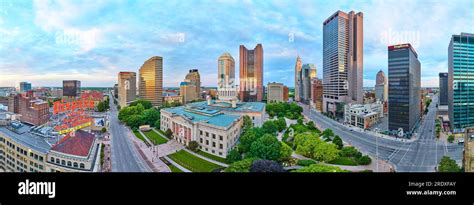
left=449, top=33, right=474, bottom=132
left=388, top=44, right=421, bottom=137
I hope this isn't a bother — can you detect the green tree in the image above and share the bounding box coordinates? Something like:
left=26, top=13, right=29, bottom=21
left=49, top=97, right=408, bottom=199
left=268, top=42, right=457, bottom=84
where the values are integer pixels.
left=279, top=142, right=293, bottom=161
left=142, top=108, right=160, bottom=126
left=226, top=149, right=242, bottom=164
left=332, top=135, right=343, bottom=149
left=125, top=114, right=145, bottom=128
left=447, top=135, right=455, bottom=143
left=238, top=128, right=259, bottom=153
left=225, top=158, right=258, bottom=172
left=248, top=134, right=281, bottom=160
left=129, top=100, right=153, bottom=109
left=275, top=117, right=287, bottom=132
left=322, top=128, right=334, bottom=139
left=312, top=142, right=339, bottom=162
left=292, top=164, right=348, bottom=173
left=306, top=121, right=316, bottom=130
left=262, top=120, right=278, bottom=134
left=154, top=119, right=161, bottom=129
left=164, top=128, right=173, bottom=138
left=242, top=115, right=253, bottom=130
left=438, top=156, right=462, bottom=172
left=187, top=141, right=200, bottom=152
left=101, top=127, right=107, bottom=133
left=357, top=155, right=372, bottom=165
left=295, top=135, right=320, bottom=158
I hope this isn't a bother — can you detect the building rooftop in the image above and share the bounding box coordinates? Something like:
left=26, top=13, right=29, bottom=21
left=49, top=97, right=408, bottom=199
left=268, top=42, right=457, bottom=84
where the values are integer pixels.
left=51, top=130, right=95, bottom=157
left=189, top=100, right=265, bottom=113
left=0, top=124, right=52, bottom=154
left=163, top=105, right=240, bottom=128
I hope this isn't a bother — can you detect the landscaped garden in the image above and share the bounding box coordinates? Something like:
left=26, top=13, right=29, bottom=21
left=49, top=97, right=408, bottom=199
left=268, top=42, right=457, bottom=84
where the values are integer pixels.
left=168, top=150, right=224, bottom=172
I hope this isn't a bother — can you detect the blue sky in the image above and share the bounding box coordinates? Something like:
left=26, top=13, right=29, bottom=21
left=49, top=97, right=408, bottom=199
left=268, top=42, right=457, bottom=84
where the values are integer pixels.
left=0, top=0, right=472, bottom=87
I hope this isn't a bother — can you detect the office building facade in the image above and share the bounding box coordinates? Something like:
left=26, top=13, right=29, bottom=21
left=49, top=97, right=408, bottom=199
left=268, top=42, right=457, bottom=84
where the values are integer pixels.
left=118, top=72, right=137, bottom=108
left=18, top=82, right=32, bottom=93
left=375, top=70, right=388, bottom=102
left=294, top=56, right=303, bottom=102
left=449, top=33, right=474, bottom=132
left=239, top=44, right=263, bottom=102
left=218, top=53, right=237, bottom=102
left=267, top=82, right=288, bottom=103
left=139, top=56, right=163, bottom=107
left=311, top=78, right=323, bottom=112
left=388, top=44, right=421, bottom=136
left=63, top=80, right=81, bottom=97
left=439, top=72, right=448, bottom=106
left=322, top=10, right=364, bottom=115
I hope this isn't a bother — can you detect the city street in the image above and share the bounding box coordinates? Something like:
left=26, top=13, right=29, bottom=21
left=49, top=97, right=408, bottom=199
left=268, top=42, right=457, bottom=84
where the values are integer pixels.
left=107, top=94, right=152, bottom=172
left=302, top=95, right=463, bottom=172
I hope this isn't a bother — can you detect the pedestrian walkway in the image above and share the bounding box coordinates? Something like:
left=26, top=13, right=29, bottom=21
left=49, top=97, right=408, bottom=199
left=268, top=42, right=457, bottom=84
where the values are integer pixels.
left=182, top=149, right=229, bottom=167
left=138, top=130, right=153, bottom=145
left=164, top=156, right=191, bottom=172
left=129, top=129, right=171, bottom=172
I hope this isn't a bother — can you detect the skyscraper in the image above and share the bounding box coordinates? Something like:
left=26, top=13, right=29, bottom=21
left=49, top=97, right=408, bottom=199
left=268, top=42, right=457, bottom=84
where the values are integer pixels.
left=375, top=70, right=388, bottom=102
left=294, top=56, right=303, bottom=102
left=139, top=56, right=163, bottom=107
left=239, top=44, right=263, bottom=102
left=185, top=69, right=201, bottom=98
left=449, top=33, right=474, bottom=131
left=118, top=72, right=137, bottom=108
left=388, top=44, right=421, bottom=136
left=439, top=72, right=448, bottom=106
left=63, top=80, right=81, bottom=97
left=18, top=82, right=32, bottom=93
left=218, top=53, right=237, bottom=102
left=322, top=10, right=363, bottom=115
left=180, top=69, right=201, bottom=104
left=301, top=64, right=317, bottom=103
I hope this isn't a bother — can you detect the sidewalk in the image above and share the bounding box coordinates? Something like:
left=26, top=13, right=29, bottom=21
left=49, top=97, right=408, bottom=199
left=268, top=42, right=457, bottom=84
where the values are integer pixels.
left=129, top=128, right=172, bottom=172
left=182, top=149, right=229, bottom=167
left=164, top=156, right=191, bottom=172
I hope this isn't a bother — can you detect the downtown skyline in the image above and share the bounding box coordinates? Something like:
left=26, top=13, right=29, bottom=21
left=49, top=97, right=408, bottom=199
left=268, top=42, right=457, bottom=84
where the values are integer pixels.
left=0, top=0, right=473, bottom=87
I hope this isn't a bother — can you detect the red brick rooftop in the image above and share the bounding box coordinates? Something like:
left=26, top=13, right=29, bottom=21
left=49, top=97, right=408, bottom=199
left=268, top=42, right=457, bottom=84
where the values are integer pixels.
left=52, top=130, right=95, bottom=157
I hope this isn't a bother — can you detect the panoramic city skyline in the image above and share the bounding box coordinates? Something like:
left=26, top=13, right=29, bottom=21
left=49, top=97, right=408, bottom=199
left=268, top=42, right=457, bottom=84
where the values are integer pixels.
left=0, top=0, right=473, bottom=87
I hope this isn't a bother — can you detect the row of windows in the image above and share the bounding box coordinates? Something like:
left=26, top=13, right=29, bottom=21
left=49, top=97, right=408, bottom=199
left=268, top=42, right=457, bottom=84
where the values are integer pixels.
left=199, top=138, right=224, bottom=149
left=200, top=131, right=224, bottom=141
left=200, top=146, right=224, bottom=156
left=50, top=157, right=85, bottom=169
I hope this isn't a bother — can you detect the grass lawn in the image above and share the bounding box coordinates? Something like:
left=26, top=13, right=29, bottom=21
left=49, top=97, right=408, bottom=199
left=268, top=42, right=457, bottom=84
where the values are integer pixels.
left=157, top=129, right=171, bottom=139
left=143, top=130, right=168, bottom=145
left=328, top=156, right=358, bottom=166
left=132, top=130, right=150, bottom=146
left=196, top=150, right=228, bottom=164
left=168, top=150, right=224, bottom=172
left=168, top=164, right=183, bottom=173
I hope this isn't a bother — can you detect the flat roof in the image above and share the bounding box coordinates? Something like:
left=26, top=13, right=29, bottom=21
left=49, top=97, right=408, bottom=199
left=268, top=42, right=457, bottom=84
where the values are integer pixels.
left=0, top=126, right=51, bottom=154
left=163, top=106, right=241, bottom=128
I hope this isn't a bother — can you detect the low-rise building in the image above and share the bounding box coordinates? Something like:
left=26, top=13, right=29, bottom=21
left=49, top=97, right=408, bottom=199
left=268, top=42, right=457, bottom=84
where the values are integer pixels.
left=160, top=99, right=265, bottom=157
left=160, top=105, right=242, bottom=158
left=311, top=78, right=323, bottom=112
left=344, top=102, right=383, bottom=129
left=0, top=121, right=99, bottom=172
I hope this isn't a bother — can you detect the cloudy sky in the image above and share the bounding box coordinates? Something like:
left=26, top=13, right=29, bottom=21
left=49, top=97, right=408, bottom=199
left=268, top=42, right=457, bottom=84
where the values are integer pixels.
left=0, top=0, right=472, bottom=87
